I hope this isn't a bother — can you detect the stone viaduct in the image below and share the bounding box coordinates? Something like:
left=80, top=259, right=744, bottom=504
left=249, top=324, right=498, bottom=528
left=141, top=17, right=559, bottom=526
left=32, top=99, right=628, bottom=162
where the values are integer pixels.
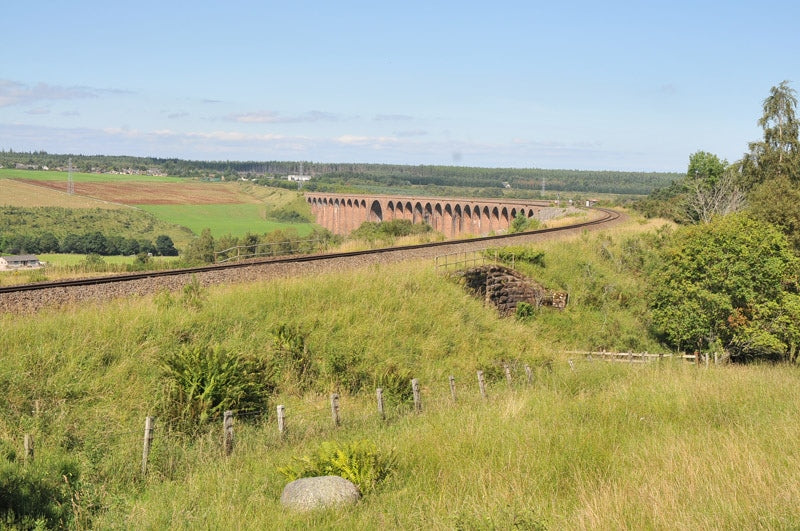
left=305, top=193, right=554, bottom=238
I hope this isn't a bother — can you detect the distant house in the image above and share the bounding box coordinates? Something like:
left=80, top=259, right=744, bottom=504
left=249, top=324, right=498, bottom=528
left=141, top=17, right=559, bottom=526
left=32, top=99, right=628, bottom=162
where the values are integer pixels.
left=0, top=254, right=42, bottom=270
left=585, top=199, right=599, bottom=207
left=287, top=175, right=311, bottom=182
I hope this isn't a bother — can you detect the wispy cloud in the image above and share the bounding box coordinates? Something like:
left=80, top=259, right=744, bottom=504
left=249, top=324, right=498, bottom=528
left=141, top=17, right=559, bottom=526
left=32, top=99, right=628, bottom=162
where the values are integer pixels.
left=167, top=111, right=189, bottom=119
left=25, top=107, right=50, bottom=115
left=394, top=129, right=427, bottom=137
left=227, top=110, right=342, bottom=124
left=373, top=113, right=413, bottom=122
left=0, top=79, right=126, bottom=107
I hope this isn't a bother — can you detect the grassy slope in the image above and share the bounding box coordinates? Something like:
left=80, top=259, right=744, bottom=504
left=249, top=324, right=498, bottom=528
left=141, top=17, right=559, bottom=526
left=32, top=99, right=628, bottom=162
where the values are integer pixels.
left=2, top=223, right=799, bottom=528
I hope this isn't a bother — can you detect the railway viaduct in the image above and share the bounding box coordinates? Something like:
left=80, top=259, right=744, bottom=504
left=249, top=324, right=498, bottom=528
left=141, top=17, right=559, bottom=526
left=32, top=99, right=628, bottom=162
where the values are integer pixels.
left=305, top=193, right=555, bottom=238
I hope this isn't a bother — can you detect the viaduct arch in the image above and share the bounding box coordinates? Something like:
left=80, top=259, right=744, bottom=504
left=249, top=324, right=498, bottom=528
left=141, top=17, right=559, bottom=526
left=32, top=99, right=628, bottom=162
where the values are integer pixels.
left=305, top=193, right=553, bottom=238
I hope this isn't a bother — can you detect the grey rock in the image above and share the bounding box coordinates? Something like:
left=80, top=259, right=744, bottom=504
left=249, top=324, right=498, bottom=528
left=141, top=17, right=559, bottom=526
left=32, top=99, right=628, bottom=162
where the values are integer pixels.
left=280, top=476, right=360, bottom=512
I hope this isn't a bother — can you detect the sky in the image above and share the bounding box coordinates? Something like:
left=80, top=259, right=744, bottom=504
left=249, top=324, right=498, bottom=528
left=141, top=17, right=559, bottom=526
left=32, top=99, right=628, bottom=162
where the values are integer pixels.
left=1, top=1, right=799, bottom=172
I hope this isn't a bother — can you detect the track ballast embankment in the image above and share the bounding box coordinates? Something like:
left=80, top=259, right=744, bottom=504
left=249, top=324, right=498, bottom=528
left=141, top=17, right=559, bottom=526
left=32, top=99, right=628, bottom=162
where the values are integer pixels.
left=0, top=208, right=623, bottom=313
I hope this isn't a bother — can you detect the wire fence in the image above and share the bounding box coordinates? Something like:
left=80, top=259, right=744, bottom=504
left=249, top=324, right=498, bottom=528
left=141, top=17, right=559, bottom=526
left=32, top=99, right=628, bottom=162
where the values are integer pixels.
left=10, top=352, right=719, bottom=477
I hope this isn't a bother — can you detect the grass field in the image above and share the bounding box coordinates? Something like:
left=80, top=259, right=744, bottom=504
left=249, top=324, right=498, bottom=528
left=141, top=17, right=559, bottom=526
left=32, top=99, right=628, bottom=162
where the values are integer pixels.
left=0, top=168, right=182, bottom=183
left=2, top=221, right=799, bottom=528
left=138, top=203, right=317, bottom=238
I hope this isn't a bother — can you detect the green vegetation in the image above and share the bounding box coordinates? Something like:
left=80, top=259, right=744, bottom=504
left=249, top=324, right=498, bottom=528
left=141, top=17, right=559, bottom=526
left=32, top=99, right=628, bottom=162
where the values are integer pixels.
left=0, top=206, right=194, bottom=252
left=2, top=237, right=800, bottom=527
left=279, top=440, right=396, bottom=494
left=0, top=168, right=182, bottom=183
left=649, top=214, right=800, bottom=360
left=637, top=80, right=800, bottom=252
left=138, top=204, right=316, bottom=239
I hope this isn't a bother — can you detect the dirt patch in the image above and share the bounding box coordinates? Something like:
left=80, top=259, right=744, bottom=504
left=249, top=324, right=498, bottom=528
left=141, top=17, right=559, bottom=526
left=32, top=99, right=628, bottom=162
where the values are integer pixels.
left=16, top=180, right=257, bottom=205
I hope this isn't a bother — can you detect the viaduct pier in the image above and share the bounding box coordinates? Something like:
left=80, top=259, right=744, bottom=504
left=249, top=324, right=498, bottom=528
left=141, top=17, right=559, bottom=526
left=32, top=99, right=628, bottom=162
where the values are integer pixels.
left=305, top=193, right=556, bottom=238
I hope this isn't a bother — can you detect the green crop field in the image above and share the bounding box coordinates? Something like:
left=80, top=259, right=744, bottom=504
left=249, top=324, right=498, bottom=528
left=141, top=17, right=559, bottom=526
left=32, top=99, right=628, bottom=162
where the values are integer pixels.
left=138, top=203, right=317, bottom=238
left=0, top=168, right=182, bottom=183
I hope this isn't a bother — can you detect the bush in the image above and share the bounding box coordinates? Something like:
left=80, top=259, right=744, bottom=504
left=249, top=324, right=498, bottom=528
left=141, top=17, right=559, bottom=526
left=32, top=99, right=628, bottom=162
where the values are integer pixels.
left=160, top=343, right=275, bottom=430
left=0, top=457, right=80, bottom=529
left=278, top=440, right=396, bottom=494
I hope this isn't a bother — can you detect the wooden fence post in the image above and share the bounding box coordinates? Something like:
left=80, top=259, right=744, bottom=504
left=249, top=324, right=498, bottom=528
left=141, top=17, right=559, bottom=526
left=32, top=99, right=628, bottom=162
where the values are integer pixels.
left=331, top=394, right=340, bottom=426
left=223, top=410, right=234, bottom=456
left=477, top=370, right=487, bottom=400
left=525, top=365, right=533, bottom=385
left=141, top=416, right=153, bottom=476
left=449, top=375, right=457, bottom=402
left=568, top=359, right=575, bottom=372
left=23, top=434, right=34, bottom=463
left=411, top=379, right=422, bottom=413
left=376, top=388, right=385, bottom=420
left=277, top=405, right=286, bottom=438
left=503, top=364, right=512, bottom=386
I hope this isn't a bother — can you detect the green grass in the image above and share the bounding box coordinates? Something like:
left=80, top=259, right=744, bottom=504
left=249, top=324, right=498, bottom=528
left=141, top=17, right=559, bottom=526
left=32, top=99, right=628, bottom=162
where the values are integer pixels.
left=2, top=222, right=798, bottom=528
left=36, top=253, right=176, bottom=267
left=0, top=168, right=182, bottom=183
left=138, top=203, right=316, bottom=238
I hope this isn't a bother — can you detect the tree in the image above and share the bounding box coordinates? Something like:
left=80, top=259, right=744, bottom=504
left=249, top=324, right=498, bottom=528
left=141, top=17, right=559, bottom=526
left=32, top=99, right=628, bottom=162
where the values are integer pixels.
left=154, top=235, right=179, bottom=256
left=183, top=229, right=215, bottom=263
left=739, top=80, right=800, bottom=190
left=680, top=151, right=744, bottom=223
left=649, top=214, right=800, bottom=360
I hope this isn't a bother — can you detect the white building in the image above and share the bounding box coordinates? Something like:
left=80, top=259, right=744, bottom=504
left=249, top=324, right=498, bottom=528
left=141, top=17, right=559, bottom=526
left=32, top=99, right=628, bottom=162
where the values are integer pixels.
left=0, top=254, right=42, bottom=270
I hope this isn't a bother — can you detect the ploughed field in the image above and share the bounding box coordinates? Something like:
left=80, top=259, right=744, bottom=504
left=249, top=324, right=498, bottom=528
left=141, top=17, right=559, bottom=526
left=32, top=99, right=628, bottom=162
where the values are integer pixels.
left=16, top=180, right=257, bottom=205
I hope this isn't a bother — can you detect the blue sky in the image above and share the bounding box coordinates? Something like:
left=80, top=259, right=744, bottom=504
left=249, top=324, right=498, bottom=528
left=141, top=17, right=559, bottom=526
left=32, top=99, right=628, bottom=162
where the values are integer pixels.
left=1, top=1, right=798, bottom=172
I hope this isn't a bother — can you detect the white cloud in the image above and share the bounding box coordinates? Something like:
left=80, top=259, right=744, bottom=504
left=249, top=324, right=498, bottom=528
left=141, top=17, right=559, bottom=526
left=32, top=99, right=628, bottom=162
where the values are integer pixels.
left=0, top=79, right=118, bottom=107
left=228, top=110, right=342, bottom=124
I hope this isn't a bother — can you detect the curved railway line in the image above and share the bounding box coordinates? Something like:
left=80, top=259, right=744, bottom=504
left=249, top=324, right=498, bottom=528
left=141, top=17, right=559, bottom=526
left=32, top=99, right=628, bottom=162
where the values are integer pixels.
left=1, top=207, right=622, bottom=313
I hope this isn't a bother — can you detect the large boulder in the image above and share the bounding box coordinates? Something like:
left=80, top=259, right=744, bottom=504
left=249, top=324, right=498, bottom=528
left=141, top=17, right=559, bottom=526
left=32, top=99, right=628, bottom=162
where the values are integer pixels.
left=280, top=475, right=360, bottom=512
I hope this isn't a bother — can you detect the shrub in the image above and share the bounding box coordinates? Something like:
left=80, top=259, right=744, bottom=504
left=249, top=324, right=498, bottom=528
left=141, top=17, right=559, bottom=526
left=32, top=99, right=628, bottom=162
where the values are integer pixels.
left=0, top=457, right=80, bottom=529
left=160, top=343, right=275, bottom=430
left=278, top=440, right=396, bottom=494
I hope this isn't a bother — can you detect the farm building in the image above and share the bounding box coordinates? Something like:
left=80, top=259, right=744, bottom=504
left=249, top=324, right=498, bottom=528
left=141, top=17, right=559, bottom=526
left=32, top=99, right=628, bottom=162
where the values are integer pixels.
left=0, top=254, right=42, bottom=270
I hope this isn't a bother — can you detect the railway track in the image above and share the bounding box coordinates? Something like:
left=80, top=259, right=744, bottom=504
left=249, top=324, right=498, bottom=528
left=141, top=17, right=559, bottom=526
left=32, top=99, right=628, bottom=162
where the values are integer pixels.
left=0, top=207, right=621, bottom=311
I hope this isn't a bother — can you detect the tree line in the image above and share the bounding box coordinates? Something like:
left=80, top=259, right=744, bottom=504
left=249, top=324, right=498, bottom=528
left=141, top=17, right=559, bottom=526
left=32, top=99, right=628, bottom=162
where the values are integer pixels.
left=0, top=232, right=177, bottom=257
left=0, top=152, right=680, bottom=196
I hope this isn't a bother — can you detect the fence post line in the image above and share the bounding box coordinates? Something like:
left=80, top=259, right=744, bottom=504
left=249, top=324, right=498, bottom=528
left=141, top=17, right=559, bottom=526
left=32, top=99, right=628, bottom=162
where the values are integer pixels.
left=503, top=363, right=512, bottom=386
left=477, top=370, right=487, bottom=400
left=23, top=434, right=34, bottom=464
left=331, top=394, right=340, bottom=426
left=525, top=365, right=533, bottom=385
left=411, top=379, right=422, bottom=413
left=376, top=388, right=385, bottom=420
left=449, top=375, right=457, bottom=402
left=714, top=352, right=719, bottom=365
left=223, top=410, right=234, bottom=456
left=141, top=416, right=153, bottom=476
left=277, top=405, right=286, bottom=438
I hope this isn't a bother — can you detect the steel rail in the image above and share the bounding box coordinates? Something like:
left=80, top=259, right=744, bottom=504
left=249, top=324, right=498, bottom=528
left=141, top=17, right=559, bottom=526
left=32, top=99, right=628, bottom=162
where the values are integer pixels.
left=0, top=207, right=620, bottom=294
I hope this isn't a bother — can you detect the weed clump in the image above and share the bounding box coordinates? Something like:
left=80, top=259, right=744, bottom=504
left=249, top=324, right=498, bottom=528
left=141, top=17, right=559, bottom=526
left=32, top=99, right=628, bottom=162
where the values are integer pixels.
left=159, top=343, right=275, bottom=431
left=279, top=440, right=396, bottom=494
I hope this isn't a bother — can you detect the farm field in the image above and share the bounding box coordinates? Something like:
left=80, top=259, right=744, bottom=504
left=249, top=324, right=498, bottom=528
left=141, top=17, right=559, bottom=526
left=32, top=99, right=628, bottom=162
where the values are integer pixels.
left=0, top=179, right=126, bottom=209
left=0, top=168, right=182, bottom=183
left=1, top=169, right=320, bottom=244
left=138, top=204, right=316, bottom=238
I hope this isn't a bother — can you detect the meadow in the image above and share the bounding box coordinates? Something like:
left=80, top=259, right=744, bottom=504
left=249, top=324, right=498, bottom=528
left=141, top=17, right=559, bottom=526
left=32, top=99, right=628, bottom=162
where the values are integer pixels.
left=3, top=220, right=798, bottom=529
left=138, top=204, right=316, bottom=239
